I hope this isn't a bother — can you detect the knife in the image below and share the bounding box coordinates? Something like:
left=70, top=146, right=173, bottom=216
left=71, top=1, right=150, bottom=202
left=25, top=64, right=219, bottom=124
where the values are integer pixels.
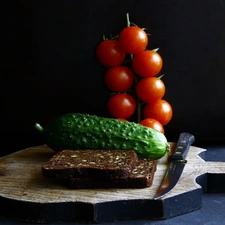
left=154, top=132, right=195, bottom=200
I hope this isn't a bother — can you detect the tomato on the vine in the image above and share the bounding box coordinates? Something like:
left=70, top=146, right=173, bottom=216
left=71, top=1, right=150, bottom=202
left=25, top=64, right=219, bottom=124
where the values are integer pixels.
left=104, top=66, right=134, bottom=92
left=107, top=93, right=136, bottom=119
left=136, top=77, right=165, bottom=103
left=143, top=99, right=172, bottom=125
left=139, top=118, right=164, bottom=134
left=132, top=50, right=163, bottom=77
left=118, top=26, right=148, bottom=54
left=96, top=40, right=126, bottom=67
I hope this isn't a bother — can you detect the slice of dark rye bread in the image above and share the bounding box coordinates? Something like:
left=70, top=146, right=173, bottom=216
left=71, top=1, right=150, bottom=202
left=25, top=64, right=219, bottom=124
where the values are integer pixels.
left=42, top=150, right=139, bottom=179
left=67, top=159, right=157, bottom=189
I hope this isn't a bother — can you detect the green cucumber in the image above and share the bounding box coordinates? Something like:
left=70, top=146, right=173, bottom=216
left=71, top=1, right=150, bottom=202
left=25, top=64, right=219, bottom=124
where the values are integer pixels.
left=35, top=113, right=169, bottom=159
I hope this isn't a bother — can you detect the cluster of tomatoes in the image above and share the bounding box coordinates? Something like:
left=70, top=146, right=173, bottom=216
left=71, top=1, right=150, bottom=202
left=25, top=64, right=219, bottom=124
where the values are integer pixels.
left=96, top=15, right=172, bottom=134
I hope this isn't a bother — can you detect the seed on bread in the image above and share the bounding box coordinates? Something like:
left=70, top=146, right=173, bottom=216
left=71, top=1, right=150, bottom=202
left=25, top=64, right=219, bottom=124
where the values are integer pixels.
left=42, top=149, right=138, bottom=179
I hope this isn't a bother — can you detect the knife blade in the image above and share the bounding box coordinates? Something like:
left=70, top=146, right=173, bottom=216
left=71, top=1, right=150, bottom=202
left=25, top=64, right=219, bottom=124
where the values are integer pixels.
left=154, top=132, right=195, bottom=200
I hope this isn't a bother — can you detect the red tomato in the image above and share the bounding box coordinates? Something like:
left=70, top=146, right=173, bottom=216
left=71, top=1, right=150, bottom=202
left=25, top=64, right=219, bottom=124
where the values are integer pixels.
left=139, top=118, right=164, bottom=134
left=96, top=40, right=126, bottom=67
left=118, top=26, right=148, bottom=54
left=107, top=93, right=136, bottom=119
left=136, top=77, right=165, bottom=103
left=143, top=99, right=172, bottom=125
left=132, top=50, right=163, bottom=77
left=104, top=66, right=134, bottom=92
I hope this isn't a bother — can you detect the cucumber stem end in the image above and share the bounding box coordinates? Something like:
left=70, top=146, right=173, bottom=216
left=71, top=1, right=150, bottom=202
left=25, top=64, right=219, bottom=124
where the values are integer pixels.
left=34, top=123, right=44, bottom=133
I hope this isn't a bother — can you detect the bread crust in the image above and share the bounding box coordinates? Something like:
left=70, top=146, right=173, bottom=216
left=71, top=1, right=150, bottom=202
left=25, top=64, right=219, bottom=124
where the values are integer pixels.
left=67, top=159, right=157, bottom=189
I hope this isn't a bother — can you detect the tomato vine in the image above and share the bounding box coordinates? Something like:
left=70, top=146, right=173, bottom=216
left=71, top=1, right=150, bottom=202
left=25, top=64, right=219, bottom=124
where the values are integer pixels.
left=96, top=13, right=173, bottom=133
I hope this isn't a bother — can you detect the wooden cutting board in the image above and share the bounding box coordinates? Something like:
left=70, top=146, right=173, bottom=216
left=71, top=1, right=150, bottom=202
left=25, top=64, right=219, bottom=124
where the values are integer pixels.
left=0, top=143, right=225, bottom=223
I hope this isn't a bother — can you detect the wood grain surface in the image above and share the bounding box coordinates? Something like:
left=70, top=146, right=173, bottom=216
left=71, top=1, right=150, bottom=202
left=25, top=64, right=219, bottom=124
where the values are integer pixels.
left=0, top=143, right=225, bottom=223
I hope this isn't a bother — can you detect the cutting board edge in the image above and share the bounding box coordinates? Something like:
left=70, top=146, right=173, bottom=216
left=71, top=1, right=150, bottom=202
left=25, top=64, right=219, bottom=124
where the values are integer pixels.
left=0, top=187, right=203, bottom=223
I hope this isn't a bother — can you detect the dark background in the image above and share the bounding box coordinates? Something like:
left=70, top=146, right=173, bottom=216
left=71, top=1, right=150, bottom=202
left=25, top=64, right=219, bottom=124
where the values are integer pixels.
left=1, top=0, right=225, bottom=156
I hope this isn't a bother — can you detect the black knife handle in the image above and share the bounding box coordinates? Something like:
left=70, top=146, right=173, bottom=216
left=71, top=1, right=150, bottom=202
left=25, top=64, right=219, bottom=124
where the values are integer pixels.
left=171, top=132, right=195, bottom=161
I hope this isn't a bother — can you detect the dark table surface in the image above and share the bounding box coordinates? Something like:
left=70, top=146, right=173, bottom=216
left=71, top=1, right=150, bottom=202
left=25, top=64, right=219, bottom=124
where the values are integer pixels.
left=1, top=144, right=225, bottom=225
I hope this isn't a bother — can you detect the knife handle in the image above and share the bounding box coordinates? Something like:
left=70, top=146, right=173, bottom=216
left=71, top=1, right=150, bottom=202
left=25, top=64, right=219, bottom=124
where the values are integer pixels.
left=171, top=132, right=195, bottom=161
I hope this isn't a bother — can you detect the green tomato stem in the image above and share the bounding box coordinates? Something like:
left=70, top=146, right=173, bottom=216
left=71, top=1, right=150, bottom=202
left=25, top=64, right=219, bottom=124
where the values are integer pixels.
left=136, top=97, right=142, bottom=123
left=135, top=78, right=142, bottom=123
left=126, top=13, right=131, bottom=27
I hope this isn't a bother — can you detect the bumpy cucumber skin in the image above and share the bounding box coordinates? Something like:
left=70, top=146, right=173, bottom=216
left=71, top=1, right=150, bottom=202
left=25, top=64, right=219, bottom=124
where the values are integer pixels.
left=43, top=113, right=169, bottom=160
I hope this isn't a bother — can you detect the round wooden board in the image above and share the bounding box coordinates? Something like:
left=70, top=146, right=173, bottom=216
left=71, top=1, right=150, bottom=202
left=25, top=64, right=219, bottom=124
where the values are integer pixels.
left=0, top=144, right=224, bottom=223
